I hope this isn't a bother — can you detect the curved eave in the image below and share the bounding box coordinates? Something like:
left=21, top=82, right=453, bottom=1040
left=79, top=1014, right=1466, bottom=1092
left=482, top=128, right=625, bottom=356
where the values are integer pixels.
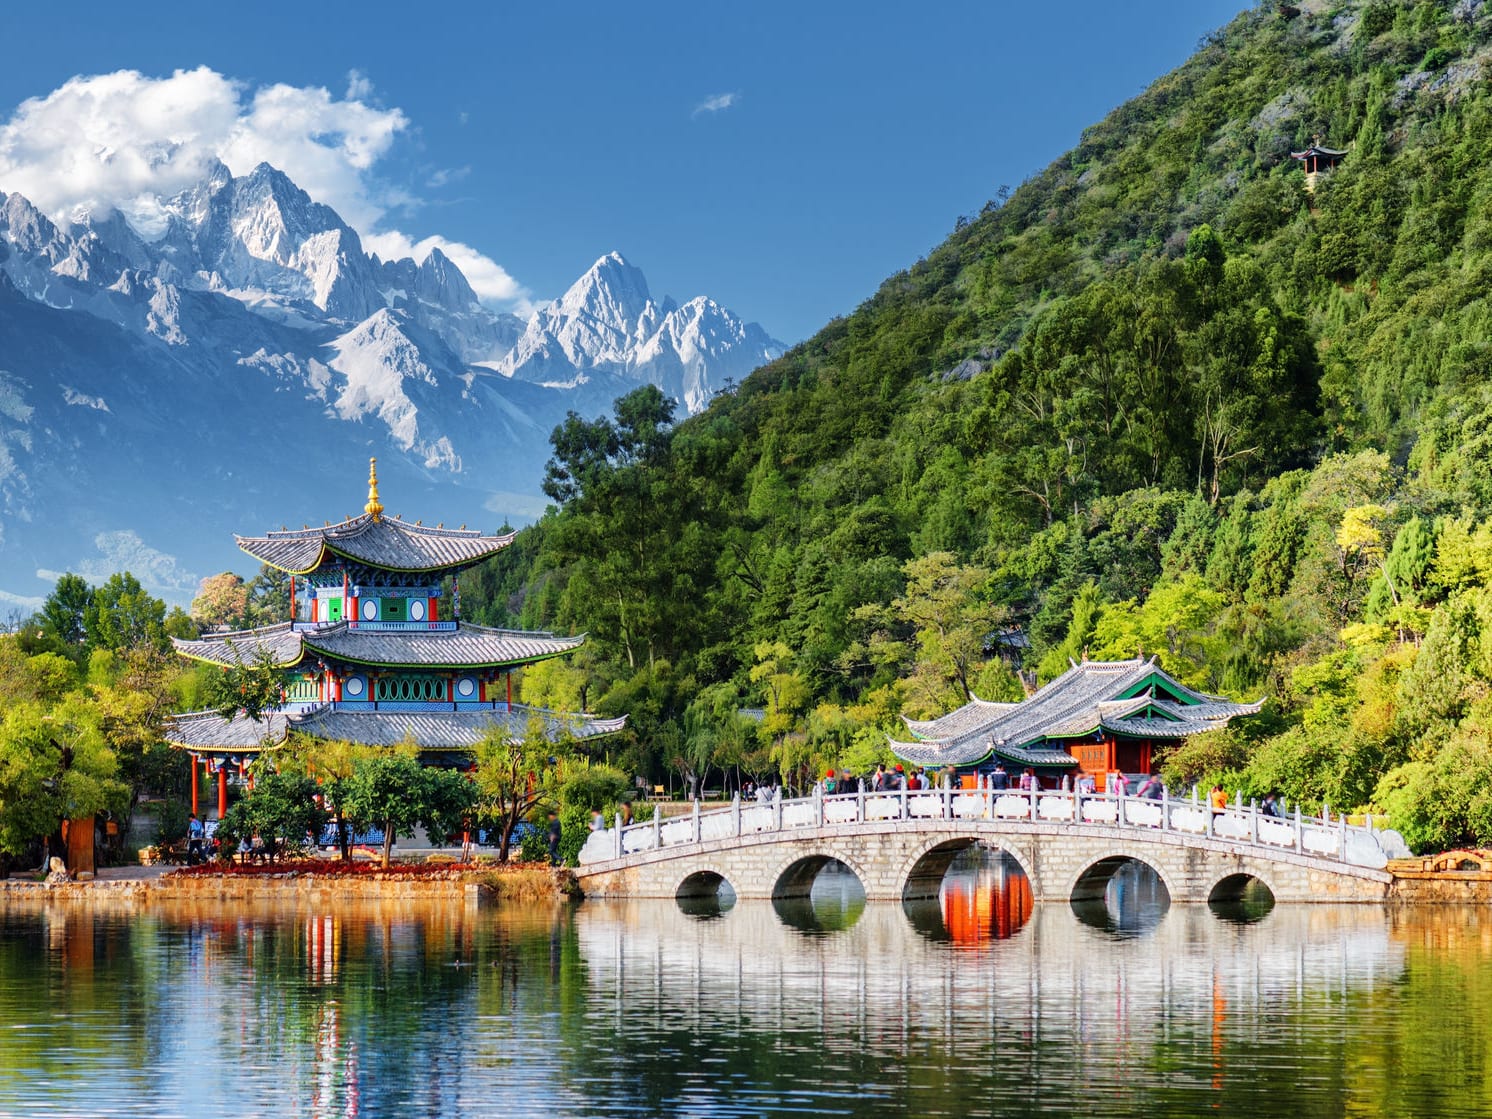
left=170, top=625, right=307, bottom=670
left=300, top=638, right=584, bottom=671
left=887, top=737, right=994, bottom=768
left=235, top=536, right=329, bottom=576
left=321, top=538, right=513, bottom=575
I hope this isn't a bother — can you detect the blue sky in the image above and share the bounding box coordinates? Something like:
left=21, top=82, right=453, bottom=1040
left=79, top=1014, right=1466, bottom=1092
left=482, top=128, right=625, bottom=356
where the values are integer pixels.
left=0, top=1, right=1247, bottom=343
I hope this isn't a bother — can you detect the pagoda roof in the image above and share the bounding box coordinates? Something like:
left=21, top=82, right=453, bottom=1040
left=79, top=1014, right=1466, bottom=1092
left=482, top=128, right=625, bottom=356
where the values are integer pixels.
left=236, top=513, right=516, bottom=575
left=172, top=620, right=584, bottom=670
left=165, top=703, right=627, bottom=754
left=889, top=657, right=1262, bottom=769
left=1290, top=145, right=1347, bottom=159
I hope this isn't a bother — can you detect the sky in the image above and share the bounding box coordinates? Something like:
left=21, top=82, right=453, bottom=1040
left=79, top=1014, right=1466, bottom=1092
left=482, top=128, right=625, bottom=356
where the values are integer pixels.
left=0, top=0, right=1248, bottom=345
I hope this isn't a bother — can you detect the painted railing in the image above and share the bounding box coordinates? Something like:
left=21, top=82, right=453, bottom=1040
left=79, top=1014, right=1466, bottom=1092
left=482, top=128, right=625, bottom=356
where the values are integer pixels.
left=577, top=786, right=1391, bottom=870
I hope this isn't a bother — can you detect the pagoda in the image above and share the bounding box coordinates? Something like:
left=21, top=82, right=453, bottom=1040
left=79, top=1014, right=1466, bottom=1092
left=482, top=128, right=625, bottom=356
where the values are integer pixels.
left=888, top=657, right=1261, bottom=791
left=166, top=459, right=625, bottom=817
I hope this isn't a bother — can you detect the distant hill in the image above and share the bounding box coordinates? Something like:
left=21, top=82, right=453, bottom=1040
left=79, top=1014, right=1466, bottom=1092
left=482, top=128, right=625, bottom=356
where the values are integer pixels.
left=464, top=2, right=1492, bottom=848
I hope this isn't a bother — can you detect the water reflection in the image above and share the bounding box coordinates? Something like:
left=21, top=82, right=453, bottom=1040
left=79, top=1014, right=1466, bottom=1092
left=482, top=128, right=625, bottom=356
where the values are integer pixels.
left=677, top=877, right=737, bottom=920
left=772, top=859, right=866, bottom=933
left=1071, top=858, right=1170, bottom=936
left=904, top=845, right=1033, bottom=945
left=5, top=896, right=1492, bottom=1117
left=1208, top=876, right=1277, bottom=925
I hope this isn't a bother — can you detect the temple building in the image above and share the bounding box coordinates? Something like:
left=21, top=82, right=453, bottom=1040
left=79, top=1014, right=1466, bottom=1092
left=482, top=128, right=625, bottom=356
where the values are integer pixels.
left=1290, top=143, right=1346, bottom=191
left=888, top=657, right=1261, bottom=790
left=166, top=459, right=625, bottom=817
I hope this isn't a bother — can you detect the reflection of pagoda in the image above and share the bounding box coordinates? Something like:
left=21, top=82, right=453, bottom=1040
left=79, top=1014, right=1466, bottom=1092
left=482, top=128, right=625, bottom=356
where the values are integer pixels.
left=166, top=459, right=625, bottom=816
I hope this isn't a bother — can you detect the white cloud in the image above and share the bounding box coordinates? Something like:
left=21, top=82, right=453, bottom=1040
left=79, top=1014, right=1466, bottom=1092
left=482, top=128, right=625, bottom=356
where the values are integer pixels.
left=364, top=229, right=533, bottom=312
left=37, top=529, right=198, bottom=595
left=692, top=91, right=740, bottom=117
left=0, top=588, right=44, bottom=613
left=345, top=69, right=374, bottom=101
left=0, top=67, right=532, bottom=311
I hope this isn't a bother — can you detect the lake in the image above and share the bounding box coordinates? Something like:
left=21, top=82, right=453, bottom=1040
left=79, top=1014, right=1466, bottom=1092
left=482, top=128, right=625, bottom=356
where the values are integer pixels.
left=0, top=853, right=1486, bottom=1118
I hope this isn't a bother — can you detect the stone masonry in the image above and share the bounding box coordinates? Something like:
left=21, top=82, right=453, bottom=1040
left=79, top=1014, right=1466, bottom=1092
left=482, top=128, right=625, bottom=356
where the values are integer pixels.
left=575, top=819, right=1392, bottom=904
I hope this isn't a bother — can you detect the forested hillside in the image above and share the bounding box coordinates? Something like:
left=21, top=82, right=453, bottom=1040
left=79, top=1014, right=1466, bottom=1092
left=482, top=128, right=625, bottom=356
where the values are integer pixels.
left=465, top=0, right=1492, bottom=850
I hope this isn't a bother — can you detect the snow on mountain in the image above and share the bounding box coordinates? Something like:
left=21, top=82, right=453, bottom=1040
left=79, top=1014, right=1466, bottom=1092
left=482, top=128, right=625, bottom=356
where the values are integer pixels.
left=0, top=162, right=784, bottom=603
left=501, top=251, right=784, bottom=412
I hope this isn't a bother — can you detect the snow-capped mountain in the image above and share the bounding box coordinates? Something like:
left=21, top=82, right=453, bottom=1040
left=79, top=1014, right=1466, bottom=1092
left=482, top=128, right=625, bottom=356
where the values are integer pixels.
left=501, top=251, right=784, bottom=414
left=0, top=162, right=782, bottom=606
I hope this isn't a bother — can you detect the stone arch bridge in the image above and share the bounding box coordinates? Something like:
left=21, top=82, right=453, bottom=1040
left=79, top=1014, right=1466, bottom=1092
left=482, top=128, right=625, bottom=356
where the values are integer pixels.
left=575, top=788, right=1394, bottom=905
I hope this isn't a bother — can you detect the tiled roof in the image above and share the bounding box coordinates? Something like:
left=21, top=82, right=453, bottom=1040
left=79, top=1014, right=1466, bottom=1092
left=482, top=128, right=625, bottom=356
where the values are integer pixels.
left=164, top=703, right=626, bottom=753
left=172, top=621, right=584, bottom=670
left=885, top=737, right=993, bottom=768
left=890, top=658, right=1263, bottom=769
left=172, top=622, right=304, bottom=668
left=167, top=710, right=293, bottom=749
left=236, top=513, right=516, bottom=574
left=304, top=624, right=583, bottom=668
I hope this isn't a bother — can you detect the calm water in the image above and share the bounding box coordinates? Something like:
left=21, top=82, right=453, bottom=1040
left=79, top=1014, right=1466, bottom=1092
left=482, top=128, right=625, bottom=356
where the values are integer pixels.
left=1, top=855, right=1488, bottom=1118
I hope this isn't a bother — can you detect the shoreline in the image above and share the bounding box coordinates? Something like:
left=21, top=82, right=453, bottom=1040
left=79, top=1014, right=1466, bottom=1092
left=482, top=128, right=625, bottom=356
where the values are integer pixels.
left=0, top=863, right=578, bottom=905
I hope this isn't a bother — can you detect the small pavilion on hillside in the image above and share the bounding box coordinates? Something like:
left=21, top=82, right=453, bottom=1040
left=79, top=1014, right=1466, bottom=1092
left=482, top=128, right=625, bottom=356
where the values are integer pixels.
left=1290, top=142, right=1347, bottom=191
left=888, top=656, right=1263, bottom=791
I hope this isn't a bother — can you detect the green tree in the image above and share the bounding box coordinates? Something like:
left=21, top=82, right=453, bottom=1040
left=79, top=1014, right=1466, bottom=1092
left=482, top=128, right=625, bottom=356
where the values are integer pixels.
left=216, top=770, right=328, bottom=863
left=471, top=719, right=570, bottom=862
left=38, top=573, right=92, bottom=649
left=82, top=573, right=167, bottom=652
left=341, top=751, right=474, bottom=867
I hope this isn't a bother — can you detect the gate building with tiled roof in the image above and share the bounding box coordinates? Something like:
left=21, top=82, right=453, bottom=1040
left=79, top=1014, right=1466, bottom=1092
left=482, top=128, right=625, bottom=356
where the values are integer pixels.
left=889, top=656, right=1261, bottom=790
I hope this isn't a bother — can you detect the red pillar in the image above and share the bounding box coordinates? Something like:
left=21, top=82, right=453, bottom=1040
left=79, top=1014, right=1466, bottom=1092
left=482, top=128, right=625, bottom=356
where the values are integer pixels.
left=217, top=764, right=228, bottom=819
left=190, top=755, right=199, bottom=816
left=506, top=672, right=512, bottom=710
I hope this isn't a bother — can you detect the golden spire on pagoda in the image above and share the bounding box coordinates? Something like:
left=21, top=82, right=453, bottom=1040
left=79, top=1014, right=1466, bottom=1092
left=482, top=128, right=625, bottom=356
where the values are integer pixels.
left=364, top=457, right=384, bottom=522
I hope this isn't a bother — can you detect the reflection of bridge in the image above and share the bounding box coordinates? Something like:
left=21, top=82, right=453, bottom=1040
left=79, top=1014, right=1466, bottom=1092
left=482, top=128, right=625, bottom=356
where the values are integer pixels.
left=575, top=788, right=1394, bottom=904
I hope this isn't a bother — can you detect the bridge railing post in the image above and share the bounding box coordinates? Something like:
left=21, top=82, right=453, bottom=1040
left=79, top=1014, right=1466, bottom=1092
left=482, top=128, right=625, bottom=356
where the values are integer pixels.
left=774, top=795, right=783, bottom=832
left=653, top=809, right=662, bottom=850
left=1028, top=784, right=1037, bottom=822
left=692, top=799, right=701, bottom=845
left=732, top=793, right=741, bottom=838
left=900, top=783, right=908, bottom=821
left=1161, top=786, right=1170, bottom=831
left=1294, top=804, right=1303, bottom=853
left=1338, top=810, right=1347, bottom=861
left=942, top=781, right=951, bottom=820
left=1250, top=799, right=1259, bottom=845
left=1206, top=800, right=1215, bottom=839
left=814, top=786, right=824, bottom=830
left=613, top=812, right=623, bottom=860
left=857, top=785, right=866, bottom=823
left=1117, top=788, right=1126, bottom=829
left=1074, top=784, right=1083, bottom=827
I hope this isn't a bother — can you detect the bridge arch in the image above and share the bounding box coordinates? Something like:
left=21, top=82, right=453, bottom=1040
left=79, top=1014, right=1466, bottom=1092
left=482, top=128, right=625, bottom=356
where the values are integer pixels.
left=676, top=867, right=735, bottom=900
left=770, top=850, right=870, bottom=901
left=896, top=836, right=1037, bottom=901
left=1068, top=850, right=1175, bottom=906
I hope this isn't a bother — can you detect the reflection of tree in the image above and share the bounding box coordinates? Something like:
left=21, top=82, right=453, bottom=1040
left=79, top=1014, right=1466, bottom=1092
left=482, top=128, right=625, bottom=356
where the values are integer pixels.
left=12, top=902, right=1492, bottom=1116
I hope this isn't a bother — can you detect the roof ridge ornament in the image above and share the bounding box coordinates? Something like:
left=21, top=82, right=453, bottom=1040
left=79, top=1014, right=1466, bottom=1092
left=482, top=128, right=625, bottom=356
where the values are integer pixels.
left=364, top=457, right=384, bottom=522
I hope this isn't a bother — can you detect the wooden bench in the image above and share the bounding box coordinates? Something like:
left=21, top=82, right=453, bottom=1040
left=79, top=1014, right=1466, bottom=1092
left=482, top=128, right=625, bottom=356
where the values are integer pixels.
left=647, top=785, right=669, bottom=802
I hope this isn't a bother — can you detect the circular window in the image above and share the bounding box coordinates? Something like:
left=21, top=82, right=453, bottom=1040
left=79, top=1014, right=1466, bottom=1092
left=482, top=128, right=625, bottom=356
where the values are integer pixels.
left=456, top=677, right=476, bottom=698
left=410, top=598, right=426, bottom=621
left=345, top=676, right=365, bottom=698
left=362, top=599, right=378, bottom=620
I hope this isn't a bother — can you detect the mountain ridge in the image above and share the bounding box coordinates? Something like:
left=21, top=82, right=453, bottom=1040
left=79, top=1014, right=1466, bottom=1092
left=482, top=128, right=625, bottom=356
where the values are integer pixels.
left=0, top=160, right=784, bottom=605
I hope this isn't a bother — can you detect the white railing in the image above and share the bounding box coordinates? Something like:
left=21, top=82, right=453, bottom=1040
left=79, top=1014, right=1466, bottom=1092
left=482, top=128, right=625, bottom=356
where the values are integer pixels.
left=578, top=786, right=1390, bottom=870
